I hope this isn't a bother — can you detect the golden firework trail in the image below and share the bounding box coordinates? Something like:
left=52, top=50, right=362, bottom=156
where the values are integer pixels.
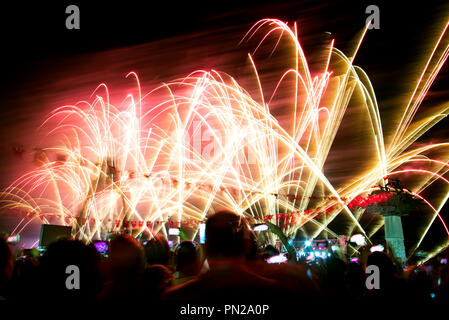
left=1, top=19, right=449, bottom=262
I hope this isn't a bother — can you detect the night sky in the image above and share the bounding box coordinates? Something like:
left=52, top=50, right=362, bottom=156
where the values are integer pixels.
left=2, top=0, right=449, bottom=99
left=0, top=0, right=448, bottom=257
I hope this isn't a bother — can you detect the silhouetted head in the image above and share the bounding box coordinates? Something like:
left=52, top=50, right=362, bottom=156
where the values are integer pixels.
left=143, top=264, right=174, bottom=299
left=326, top=257, right=346, bottom=274
left=407, top=266, right=432, bottom=298
left=39, top=238, right=102, bottom=300
left=144, top=234, right=169, bottom=266
left=205, top=210, right=249, bottom=259
left=246, top=231, right=259, bottom=260
left=366, top=251, right=396, bottom=289
left=174, top=241, right=200, bottom=274
left=366, top=252, right=395, bottom=276
left=345, top=262, right=366, bottom=297
left=109, top=234, right=145, bottom=280
left=325, top=257, right=346, bottom=289
left=0, top=237, right=14, bottom=293
left=346, top=261, right=365, bottom=280
left=9, top=256, right=40, bottom=300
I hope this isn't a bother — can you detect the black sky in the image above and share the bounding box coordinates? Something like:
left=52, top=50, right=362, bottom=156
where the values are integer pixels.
left=1, top=0, right=448, bottom=104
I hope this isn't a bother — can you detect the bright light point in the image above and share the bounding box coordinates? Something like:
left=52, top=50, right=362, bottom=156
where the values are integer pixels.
left=370, top=244, right=384, bottom=252
left=6, top=235, right=20, bottom=244
left=350, top=234, right=366, bottom=246
left=168, top=228, right=180, bottom=236
left=253, top=224, right=268, bottom=232
left=267, top=254, right=287, bottom=264
left=0, top=18, right=448, bottom=264
left=199, top=222, right=206, bottom=244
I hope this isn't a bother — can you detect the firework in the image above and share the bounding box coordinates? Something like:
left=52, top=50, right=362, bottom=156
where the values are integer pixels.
left=1, top=19, right=449, bottom=263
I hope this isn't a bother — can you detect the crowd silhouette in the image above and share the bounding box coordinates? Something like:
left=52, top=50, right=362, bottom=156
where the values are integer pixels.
left=0, top=210, right=448, bottom=313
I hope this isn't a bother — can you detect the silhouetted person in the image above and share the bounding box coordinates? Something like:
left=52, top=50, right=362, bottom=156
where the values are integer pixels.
left=249, top=257, right=321, bottom=303
left=406, top=266, right=434, bottom=304
left=362, top=251, right=409, bottom=306
left=8, top=256, right=40, bottom=301
left=324, top=257, right=347, bottom=300
left=97, top=234, right=144, bottom=301
left=172, top=241, right=201, bottom=285
left=142, top=264, right=174, bottom=300
left=0, top=237, right=14, bottom=300
left=38, top=238, right=102, bottom=301
left=164, top=210, right=277, bottom=302
left=345, top=262, right=366, bottom=301
left=245, top=231, right=259, bottom=261
left=144, top=234, right=170, bottom=266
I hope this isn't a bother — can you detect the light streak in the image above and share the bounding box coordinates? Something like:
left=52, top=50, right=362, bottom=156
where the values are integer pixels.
left=1, top=19, right=449, bottom=263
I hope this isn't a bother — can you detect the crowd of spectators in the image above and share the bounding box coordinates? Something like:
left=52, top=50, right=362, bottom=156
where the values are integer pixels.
left=0, top=210, right=448, bottom=313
